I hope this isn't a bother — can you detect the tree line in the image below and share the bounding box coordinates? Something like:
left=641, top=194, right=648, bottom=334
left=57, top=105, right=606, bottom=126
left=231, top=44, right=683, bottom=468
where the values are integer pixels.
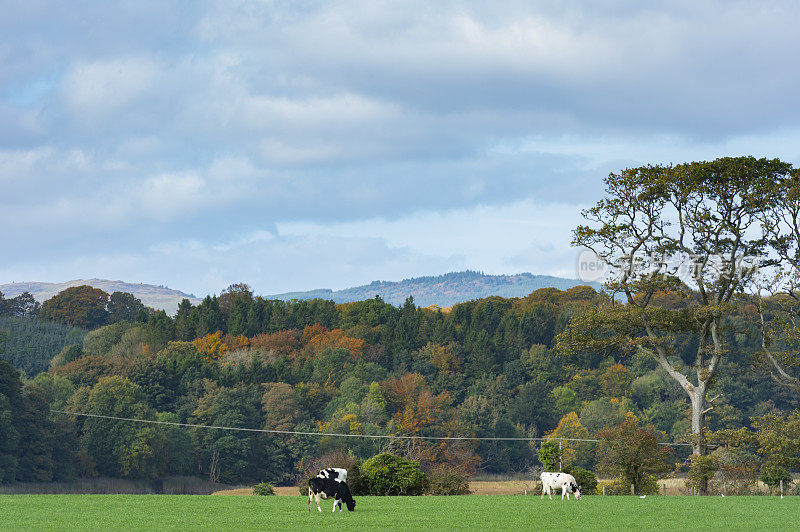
left=2, top=156, right=800, bottom=494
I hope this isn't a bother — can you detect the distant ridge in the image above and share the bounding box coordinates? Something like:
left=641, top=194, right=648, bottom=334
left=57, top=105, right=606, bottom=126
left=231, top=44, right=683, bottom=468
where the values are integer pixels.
left=0, top=279, right=201, bottom=314
left=268, top=271, right=601, bottom=307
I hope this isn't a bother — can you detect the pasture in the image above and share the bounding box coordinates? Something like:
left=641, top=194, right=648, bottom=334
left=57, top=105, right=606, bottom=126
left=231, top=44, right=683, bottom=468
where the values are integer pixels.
left=1, top=494, right=797, bottom=531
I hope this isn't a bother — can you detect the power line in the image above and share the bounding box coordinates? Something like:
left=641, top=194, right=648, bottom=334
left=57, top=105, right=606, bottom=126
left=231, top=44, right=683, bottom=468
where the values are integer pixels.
left=51, top=410, right=693, bottom=447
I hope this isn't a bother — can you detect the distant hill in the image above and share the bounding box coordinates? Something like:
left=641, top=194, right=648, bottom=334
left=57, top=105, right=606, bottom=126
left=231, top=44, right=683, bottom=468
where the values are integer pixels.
left=268, top=271, right=601, bottom=307
left=0, top=279, right=201, bottom=314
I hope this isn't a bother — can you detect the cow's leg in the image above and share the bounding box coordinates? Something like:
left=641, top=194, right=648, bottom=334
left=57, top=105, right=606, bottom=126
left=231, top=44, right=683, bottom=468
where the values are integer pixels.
left=308, top=488, right=312, bottom=512
left=541, top=484, right=545, bottom=500
left=316, top=493, right=322, bottom=512
left=548, top=485, right=553, bottom=500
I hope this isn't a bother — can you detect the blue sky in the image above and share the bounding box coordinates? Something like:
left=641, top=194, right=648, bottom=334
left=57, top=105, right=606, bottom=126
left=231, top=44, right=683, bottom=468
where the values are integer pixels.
left=2, top=1, right=800, bottom=296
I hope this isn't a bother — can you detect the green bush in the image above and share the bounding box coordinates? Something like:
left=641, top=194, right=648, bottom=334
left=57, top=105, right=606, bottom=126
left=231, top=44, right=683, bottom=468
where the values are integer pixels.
left=425, top=465, right=471, bottom=495
left=760, top=465, right=792, bottom=490
left=538, top=441, right=560, bottom=471
left=569, top=466, right=597, bottom=495
left=688, top=455, right=719, bottom=493
left=252, top=482, right=275, bottom=496
left=347, top=462, right=366, bottom=495
left=359, top=453, right=427, bottom=495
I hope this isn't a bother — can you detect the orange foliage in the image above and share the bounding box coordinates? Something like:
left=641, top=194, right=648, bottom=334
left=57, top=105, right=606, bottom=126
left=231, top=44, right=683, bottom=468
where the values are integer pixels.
left=393, top=389, right=441, bottom=435
left=382, top=373, right=450, bottom=436
left=250, top=329, right=301, bottom=356
left=382, top=373, right=427, bottom=413
left=301, top=324, right=328, bottom=343
left=193, top=331, right=228, bottom=363
left=306, top=328, right=365, bottom=359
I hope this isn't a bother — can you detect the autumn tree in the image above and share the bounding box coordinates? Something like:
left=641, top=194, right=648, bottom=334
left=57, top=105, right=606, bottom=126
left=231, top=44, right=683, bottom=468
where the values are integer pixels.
left=546, top=412, right=591, bottom=469
left=193, top=331, right=229, bottom=363
left=597, top=417, right=672, bottom=494
left=562, top=157, right=792, bottom=495
left=40, top=286, right=111, bottom=329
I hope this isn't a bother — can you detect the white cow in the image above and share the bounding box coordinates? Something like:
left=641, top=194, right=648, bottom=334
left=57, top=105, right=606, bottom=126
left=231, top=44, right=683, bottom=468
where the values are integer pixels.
left=540, top=472, right=582, bottom=500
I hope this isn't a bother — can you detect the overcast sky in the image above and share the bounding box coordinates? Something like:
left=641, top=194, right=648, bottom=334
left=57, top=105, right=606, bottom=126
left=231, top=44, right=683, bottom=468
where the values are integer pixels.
left=2, top=1, right=800, bottom=296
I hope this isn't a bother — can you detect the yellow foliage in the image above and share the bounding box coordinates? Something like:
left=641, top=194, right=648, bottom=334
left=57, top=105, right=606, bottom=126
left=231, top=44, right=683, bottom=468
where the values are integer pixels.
left=193, top=331, right=229, bottom=362
left=341, top=414, right=362, bottom=434
left=546, top=412, right=591, bottom=469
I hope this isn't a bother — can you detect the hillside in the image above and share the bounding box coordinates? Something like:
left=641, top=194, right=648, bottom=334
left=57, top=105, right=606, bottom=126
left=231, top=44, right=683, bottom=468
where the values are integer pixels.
left=0, top=279, right=201, bottom=314
left=268, top=270, right=602, bottom=307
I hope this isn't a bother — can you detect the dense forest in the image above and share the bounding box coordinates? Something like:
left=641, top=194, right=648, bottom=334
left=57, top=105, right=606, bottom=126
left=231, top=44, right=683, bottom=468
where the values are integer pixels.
left=1, top=281, right=798, bottom=491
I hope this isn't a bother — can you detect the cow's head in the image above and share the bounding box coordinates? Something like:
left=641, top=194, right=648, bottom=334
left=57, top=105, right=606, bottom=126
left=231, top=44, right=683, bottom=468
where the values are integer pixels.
left=346, top=498, right=356, bottom=511
left=571, top=483, right=582, bottom=500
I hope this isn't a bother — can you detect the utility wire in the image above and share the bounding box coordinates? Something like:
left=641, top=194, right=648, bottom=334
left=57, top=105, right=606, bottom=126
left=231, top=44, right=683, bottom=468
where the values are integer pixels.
left=52, top=409, right=694, bottom=447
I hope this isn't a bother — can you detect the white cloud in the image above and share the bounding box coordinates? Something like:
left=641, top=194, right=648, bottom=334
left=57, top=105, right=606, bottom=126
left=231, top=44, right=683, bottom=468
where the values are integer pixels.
left=3, top=1, right=800, bottom=295
left=61, top=57, right=162, bottom=117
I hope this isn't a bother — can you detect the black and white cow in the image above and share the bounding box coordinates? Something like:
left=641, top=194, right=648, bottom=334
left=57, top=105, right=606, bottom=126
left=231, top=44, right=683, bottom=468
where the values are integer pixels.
left=308, top=477, right=356, bottom=512
left=540, top=472, right=582, bottom=500
left=317, top=467, right=348, bottom=483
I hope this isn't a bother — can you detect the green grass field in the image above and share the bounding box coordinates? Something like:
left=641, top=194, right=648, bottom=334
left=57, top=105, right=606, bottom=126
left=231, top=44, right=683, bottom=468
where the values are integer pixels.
left=1, top=494, right=796, bottom=531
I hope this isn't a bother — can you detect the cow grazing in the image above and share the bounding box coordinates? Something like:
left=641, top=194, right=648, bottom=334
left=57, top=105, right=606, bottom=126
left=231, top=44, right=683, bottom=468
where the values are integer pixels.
left=308, top=477, right=356, bottom=512
left=540, top=472, right=582, bottom=501
left=317, top=467, right=348, bottom=483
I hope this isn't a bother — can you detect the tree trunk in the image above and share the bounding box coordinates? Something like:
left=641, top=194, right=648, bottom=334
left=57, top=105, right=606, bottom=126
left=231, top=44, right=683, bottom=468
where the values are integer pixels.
left=689, top=385, right=708, bottom=495
left=689, top=390, right=706, bottom=456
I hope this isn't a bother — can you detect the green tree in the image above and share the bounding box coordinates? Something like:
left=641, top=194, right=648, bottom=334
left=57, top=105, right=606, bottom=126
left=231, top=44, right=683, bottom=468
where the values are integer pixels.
left=83, top=322, right=134, bottom=358
left=79, top=376, right=159, bottom=478
left=538, top=440, right=560, bottom=471
left=107, top=292, right=146, bottom=324
left=0, top=291, right=40, bottom=318
left=0, top=360, right=21, bottom=483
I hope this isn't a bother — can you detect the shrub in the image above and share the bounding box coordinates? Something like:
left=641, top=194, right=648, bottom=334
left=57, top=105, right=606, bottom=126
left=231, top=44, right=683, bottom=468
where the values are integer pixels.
left=425, top=465, right=471, bottom=495
left=569, top=466, right=597, bottom=495
left=359, top=453, right=427, bottom=495
left=760, top=465, right=792, bottom=491
left=688, top=455, right=719, bottom=494
left=597, top=478, right=630, bottom=495
left=252, top=482, right=275, bottom=496
left=538, top=441, right=560, bottom=471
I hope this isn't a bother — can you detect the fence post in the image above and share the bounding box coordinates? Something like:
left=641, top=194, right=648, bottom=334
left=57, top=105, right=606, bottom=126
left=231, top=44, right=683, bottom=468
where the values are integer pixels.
left=602, top=484, right=605, bottom=496
left=781, top=480, right=784, bottom=498
left=559, top=441, right=562, bottom=472
left=662, top=483, right=666, bottom=496
left=631, top=484, right=635, bottom=496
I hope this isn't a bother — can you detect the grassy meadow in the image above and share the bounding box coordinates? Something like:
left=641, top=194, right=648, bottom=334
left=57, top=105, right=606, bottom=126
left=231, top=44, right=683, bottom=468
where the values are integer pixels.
left=1, top=494, right=797, bottom=531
